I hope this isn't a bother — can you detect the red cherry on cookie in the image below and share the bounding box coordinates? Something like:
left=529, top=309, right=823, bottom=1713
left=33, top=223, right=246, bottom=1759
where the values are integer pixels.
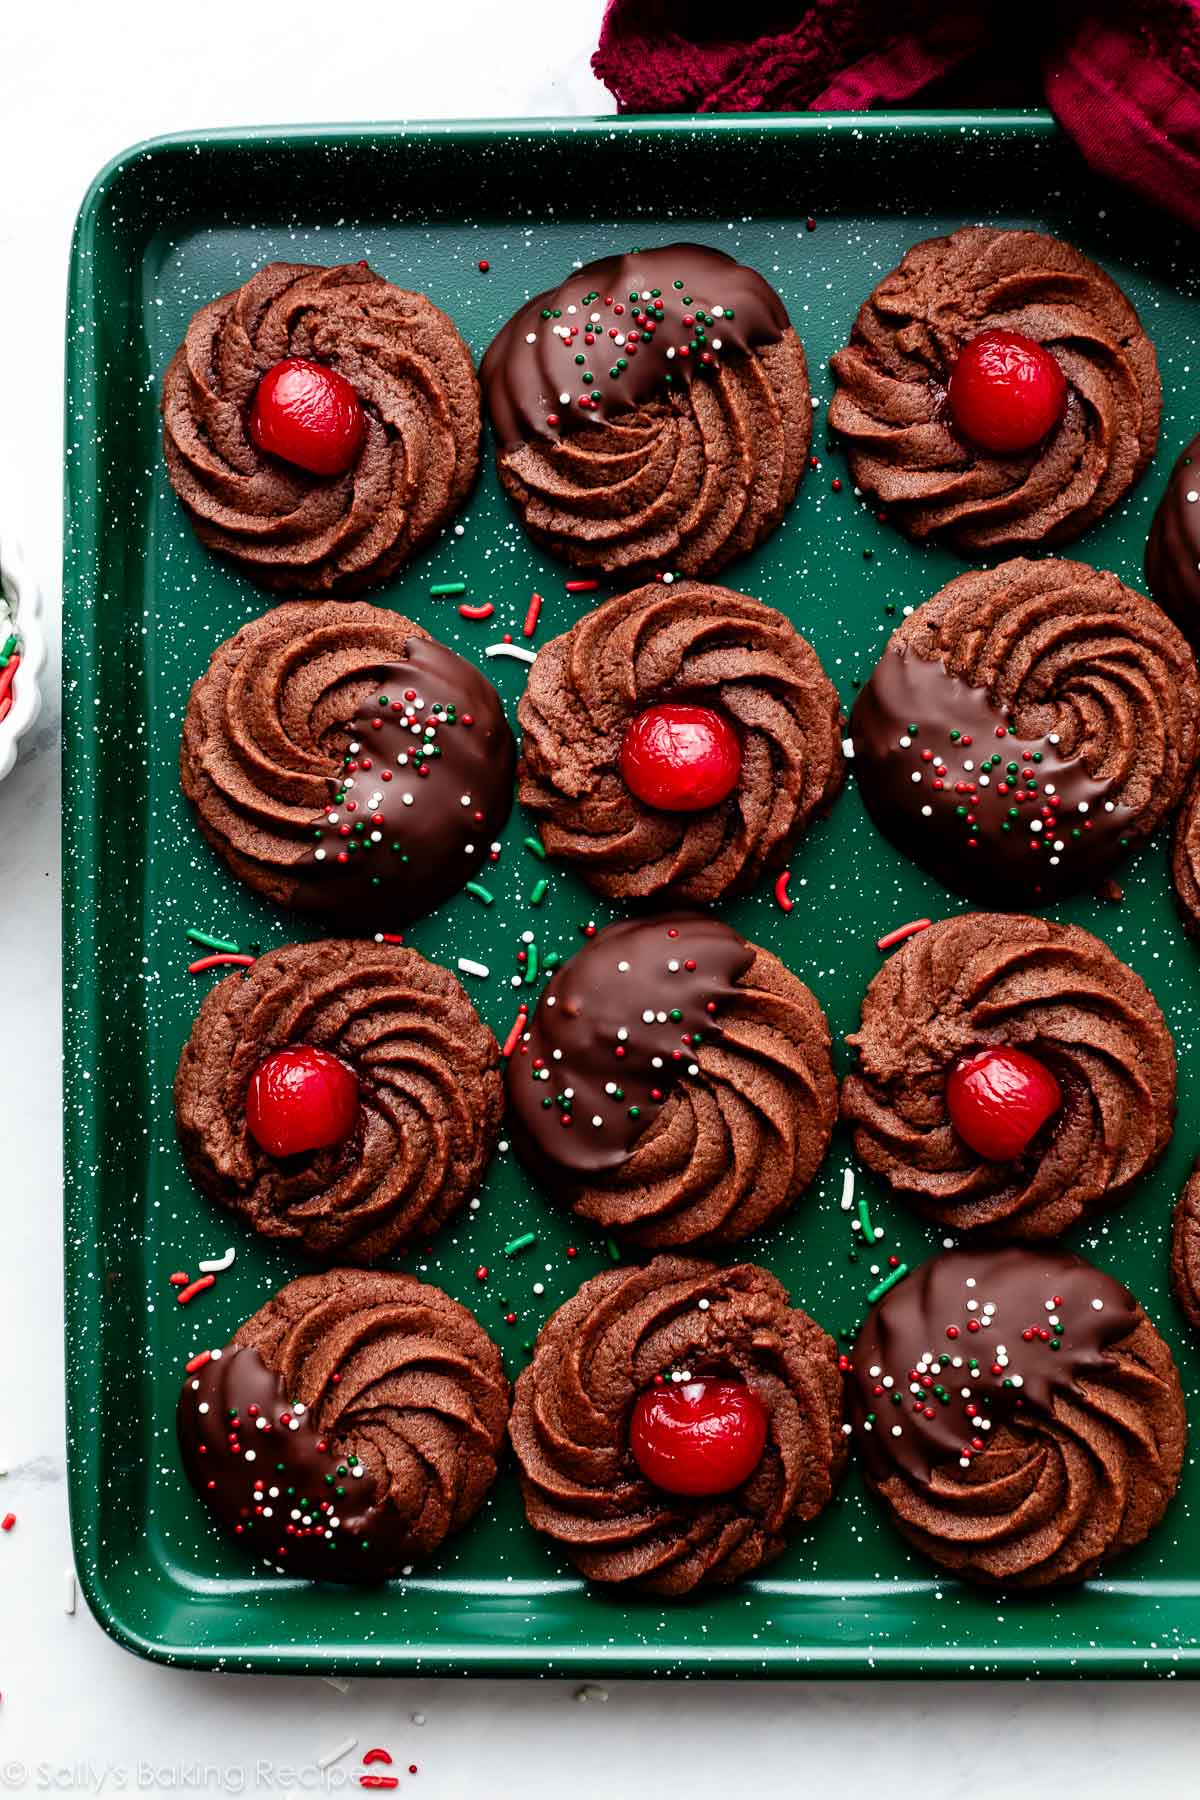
left=946, top=1046, right=1063, bottom=1162
left=948, top=330, right=1067, bottom=455
left=619, top=703, right=742, bottom=813
left=630, top=1378, right=768, bottom=1497
left=245, top=1046, right=360, bottom=1158
left=248, top=358, right=365, bottom=476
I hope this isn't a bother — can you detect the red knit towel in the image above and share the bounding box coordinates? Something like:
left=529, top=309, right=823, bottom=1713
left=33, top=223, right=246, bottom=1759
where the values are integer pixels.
left=594, top=0, right=1200, bottom=231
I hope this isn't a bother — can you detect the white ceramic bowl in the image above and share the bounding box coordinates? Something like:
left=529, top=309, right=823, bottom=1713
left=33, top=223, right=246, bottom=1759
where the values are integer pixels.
left=0, top=536, right=46, bottom=782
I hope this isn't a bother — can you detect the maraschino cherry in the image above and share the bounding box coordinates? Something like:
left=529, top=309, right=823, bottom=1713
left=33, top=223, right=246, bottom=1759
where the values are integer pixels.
left=630, top=1377, right=767, bottom=1496
left=249, top=358, right=365, bottom=476
left=948, top=330, right=1067, bottom=455
left=620, top=703, right=742, bottom=812
left=245, top=1046, right=360, bottom=1158
left=946, top=1046, right=1062, bottom=1162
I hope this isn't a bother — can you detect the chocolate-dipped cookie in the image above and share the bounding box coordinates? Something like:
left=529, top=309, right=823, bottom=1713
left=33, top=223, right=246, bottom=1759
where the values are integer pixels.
left=841, top=912, right=1175, bottom=1240
left=181, top=602, right=514, bottom=928
left=162, top=261, right=480, bottom=594
left=1170, top=1162, right=1200, bottom=1331
left=480, top=243, right=810, bottom=578
left=178, top=1270, right=508, bottom=1581
left=175, top=939, right=502, bottom=1261
left=846, top=1248, right=1185, bottom=1586
left=506, top=913, right=836, bottom=1248
left=1173, top=771, right=1200, bottom=936
left=510, top=1258, right=845, bottom=1594
left=849, top=558, right=1200, bottom=906
left=1147, top=432, right=1200, bottom=640
left=829, top=227, right=1160, bottom=553
left=517, top=580, right=844, bottom=902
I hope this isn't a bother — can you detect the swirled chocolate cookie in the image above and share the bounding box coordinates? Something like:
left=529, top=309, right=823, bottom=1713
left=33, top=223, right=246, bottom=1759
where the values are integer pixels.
left=1170, top=1162, right=1200, bottom=1331
left=175, top=939, right=502, bottom=1261
left=480, top=243, right=810, bottom=578
left=829, top=227, right=1160, bottom=553
left=1146, top=432, right=1200, bottom=641
left=1173, top=772, right=1200, bottom=936
left=846, top=1248, right=1185, bottom=1586
left=841, top=913, right=1175, bottom=1240
left=181, top=602, right=514, bottom=927
left=506, top=913, right=837, bottom=1248
left=162, top=261, right=480, bottom=594
left=850, top=558, right=1200, bottom=906
left=518, top=580, right=844, bottom=902
left=178, top=1270, right=508, bottom=1581
left=510, top=1258, right=845, bottom=1594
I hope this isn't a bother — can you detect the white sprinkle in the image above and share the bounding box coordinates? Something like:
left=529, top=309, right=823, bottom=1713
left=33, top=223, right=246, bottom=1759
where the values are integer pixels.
left=842, top=736, right=855, bottom=758
left=402, top=793, right=414, bottom=806
left=1030, top=819, right=1043, bottom=833
left=910, top=771, right=922, bottom=784
left=840, top=1166, right=855, bottom=1212
left=314, top=848, right=327, bottom=861
left=1092, top=1298, right=1104, bottom=1310
left=210, top=1348, right=222, bottom=1361
left=921, top=805, right=932, bottom=817
left=899, top=734, right=912, bottom=749
left=559, top=391, right=571, bottom=405
left=244, top=1450, right=256, bottom=1462
left=591, top=1115, right=603, bottom=1128
left=1188, top=491, right=1199, bottom=504
left=618, top=960, right=630, bottom=972
left=64, top=1571, right=77, bottom=1615
left=699, top=1298, right=710, bottom=1311
left=197, top=1402, right=209, bottom=1415
left=1011, top=1374, right=1024, bottom=1388
left=642, top=1009, right=656, bottom=1023
left=318, top=1737, right=358, bottom=1771
left=458, top=958, right=490, bottom=979
left=666, top=347, right=676, bottom=360
left=485, top=644, right=538, bottom=665
left=525, top=332, right=537, bottom=344
left=533, top=1283, right=545, bottom=1296
left=891, top=1426, right=902, bottom=1438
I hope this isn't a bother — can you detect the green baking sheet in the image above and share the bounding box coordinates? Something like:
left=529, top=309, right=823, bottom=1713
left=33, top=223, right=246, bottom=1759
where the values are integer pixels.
left=63, top=112, right=1200, bottom=1676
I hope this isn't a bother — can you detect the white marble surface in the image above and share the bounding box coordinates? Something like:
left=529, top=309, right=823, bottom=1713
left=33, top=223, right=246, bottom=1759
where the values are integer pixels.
left=3, top=3, right=1199, bottom=1792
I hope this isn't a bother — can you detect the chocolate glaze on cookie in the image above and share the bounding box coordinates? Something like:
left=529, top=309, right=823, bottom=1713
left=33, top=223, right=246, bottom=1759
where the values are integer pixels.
left=181, top=602, right=515, bottom=928
left=850, top=558, right=1200, bottom=906
left=482, top=243, right=789, bottom=445
left=178, top=1270, right=508, bottom=1582
left=507, top=913, right=837, bottom=1248
left=479, top=243, right=810, bottom=579
left=847, top=1248, right=1185, bottom=1587
left=1146, top=431, right=1200, bottom=640
left=508, top=913, right=753, bottom=1177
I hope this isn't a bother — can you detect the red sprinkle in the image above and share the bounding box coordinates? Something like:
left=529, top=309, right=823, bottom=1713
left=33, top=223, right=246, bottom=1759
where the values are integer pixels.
left=188, top=953, right=256, bottom=974
left=1, top=1515, right=15, bottom=1532
left=523, top=592, right=543, bottom=638
left=379, top=933, right=405, bottom=945
left=458, top=602, right=494, bottom=621
left=476, top=1266, right=488, bottom=1281
left=359, top=1782, right=399, bottom=1793
left=564, top=579, right=599, bottom=593
left=362, top=1751, right=393, bottom=1768
left=500, top=1007, right=529, bottom=1059
left=773, top=870, right=793, bottom=912
left=176, top=1274, right=216, bottom=1306
left=168, top=1272, right=190, bottom=1286
left=477, top=259, right=490, bottom=272
left=0, top=655, right=21, bottom=708
left=185, top=1350, right=213, bottom=1373
left=875, top=918, right=933, bottom=953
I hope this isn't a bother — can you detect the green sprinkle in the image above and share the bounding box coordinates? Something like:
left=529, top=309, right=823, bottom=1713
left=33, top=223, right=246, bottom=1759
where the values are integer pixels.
left=524, top=942, right=540, bottom=985
left=466, top=881, right=495, bottom=906
left=866, top=1263, right=909, bottom=1304
left=429, top=582, right=467, bottom=597
left=529, top=878, right=549, bottom=906
left=857, top=1193, right=875, bottom=1246
left=186, top=928, right=241, bottom=955
left=522, top=835, right=547, bottom=861
left=606, top=1237, right=622, bottom=1263
left=0, top=635, right=17, bottom=661
left=543, top=952, right=562, bottom=970
left=504, top=1232, right=538, bottom=1257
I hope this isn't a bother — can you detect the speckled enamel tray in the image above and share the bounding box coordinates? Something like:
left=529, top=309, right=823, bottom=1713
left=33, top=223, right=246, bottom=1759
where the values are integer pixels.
left=63, top=113, right=1200, bottom=1676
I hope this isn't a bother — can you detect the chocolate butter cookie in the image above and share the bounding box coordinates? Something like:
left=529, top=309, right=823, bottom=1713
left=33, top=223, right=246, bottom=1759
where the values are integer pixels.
left=480, top=243, right=810, bottom=578
left=162, top=261, right=479, bottom=593
left=510, top=1258, right=844, bottom=1594
left=1170, top=1162, right=1200, bottom=1332
left=829, top=227, right=1160, bottom=553
left=175, top=939, right=502, bottom=1262
left=517, top=579, right=844, bottom=903
left=181, top=601, right=514, bottom=928
left=1147, top=431, right=1200, bottom=641
left=841, top=912, right=1175, bottom=1240
left=178, top=1269, right=508, bottom=1581
left=506, top=913, right=837, bottom=1248
left=847, top=1248, right=1185, bottom=1586
left=850, top=558, right=1200, bottom=906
